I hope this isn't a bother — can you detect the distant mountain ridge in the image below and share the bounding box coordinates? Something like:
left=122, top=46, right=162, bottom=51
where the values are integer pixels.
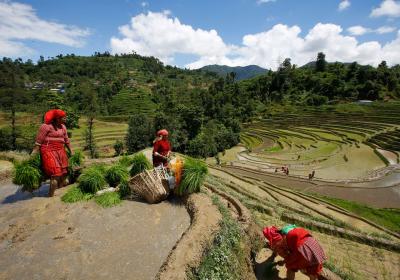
left=200, top=64, right=267, bottom=80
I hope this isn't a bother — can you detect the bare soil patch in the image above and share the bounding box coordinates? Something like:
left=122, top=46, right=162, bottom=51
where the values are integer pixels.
left=0, top=184, right=190, bottom=280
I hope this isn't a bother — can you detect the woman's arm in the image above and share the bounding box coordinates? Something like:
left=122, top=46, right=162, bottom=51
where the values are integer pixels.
left=63, top=125, right=73, bottom=154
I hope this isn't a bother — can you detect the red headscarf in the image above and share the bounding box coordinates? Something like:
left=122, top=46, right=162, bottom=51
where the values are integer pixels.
left=263, top=226, right=283, bottom=247
left=157, top=129, right=169, bottom=136
left=44, top=109, right=66, bottom=124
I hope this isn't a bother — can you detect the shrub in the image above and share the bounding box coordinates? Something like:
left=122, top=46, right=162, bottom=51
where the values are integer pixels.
left=78, top=165, right=107, bottom=194
left=129, top=153, right=151, bottom=176
left=113, top=140, right=124, bottom=156
left=105, top=164, right=129, bottom=188
left=0, top=128, right=13, bottom=151
left=95, top=192, right=122, bottom=208
left=177, top=157, right=208, bottom=195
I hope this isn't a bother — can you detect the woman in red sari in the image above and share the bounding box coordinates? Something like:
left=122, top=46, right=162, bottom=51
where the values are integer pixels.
left=152, top=129, right=171, bottom=168
left=33, top=109, right=72, bottom=197
left=263, top=224, right=326, bottom=280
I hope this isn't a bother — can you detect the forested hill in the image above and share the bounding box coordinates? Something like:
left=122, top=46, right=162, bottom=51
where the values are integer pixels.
left=238, top=55, right=400, bottom=106
left=0, top=52, right=399, bottom=157
left=200, top=64, right=267, bottom=80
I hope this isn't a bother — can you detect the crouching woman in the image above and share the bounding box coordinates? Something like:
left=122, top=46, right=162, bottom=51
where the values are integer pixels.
left=263, top=225, right=327, bottom=280
left=32, top=109, right=72, bottom=197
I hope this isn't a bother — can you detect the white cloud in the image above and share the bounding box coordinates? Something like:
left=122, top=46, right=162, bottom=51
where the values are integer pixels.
left=0, top=1, right=90, bottom=57
left=370, top=0, right=400, bottom=18
left=347, top=25, right=396, bottom=36
left=257, top=0, right=276, bottom=4
left=338, top=0, right=351, bottom=11
left=110, top=11, right=231, bottom=65
left=110, top=12, right=400, bottom=69
left=376, top=26, right=397, bottom=33
left=347, top=25, right=370, bottom=36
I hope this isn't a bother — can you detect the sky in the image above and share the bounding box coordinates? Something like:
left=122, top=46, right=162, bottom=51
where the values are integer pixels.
left=1, top=0, right=400, bottom=69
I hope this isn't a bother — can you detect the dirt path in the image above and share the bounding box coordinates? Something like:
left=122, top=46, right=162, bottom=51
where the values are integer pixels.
left=0, top=182, right=190, bottom=280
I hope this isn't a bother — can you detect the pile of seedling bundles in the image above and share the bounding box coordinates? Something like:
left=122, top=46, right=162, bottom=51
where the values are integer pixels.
left=61, top=153, right=145, bottom=207
left=61, top=153, right=155, bottom=207
left=12, top=152, right=83, bottom=192
left=129, top=156, right=208, bottom=204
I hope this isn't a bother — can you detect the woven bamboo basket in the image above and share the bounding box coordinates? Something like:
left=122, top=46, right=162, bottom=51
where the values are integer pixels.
left=129, top=169, right=169, bottom=203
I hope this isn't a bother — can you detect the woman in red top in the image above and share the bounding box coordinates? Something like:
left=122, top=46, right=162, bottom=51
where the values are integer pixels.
left=33, top=109, right=72, bottom=197
left=263, top=225, right=326, bottom=280
left=152, top=129, right=171, bottom=167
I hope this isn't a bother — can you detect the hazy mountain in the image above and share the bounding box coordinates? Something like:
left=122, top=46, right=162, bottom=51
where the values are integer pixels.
left=200, top=64, right=267, bottom=80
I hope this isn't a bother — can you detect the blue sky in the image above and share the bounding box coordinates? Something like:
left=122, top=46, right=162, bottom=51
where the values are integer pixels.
left=1, top=0, right=400, bottom=69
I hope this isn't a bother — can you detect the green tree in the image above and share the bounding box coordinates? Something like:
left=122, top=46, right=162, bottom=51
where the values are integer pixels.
left=80, top=82, right=99, bottom=158
left=126, top=114, right=153, bottom=154
left=316, top=52, right=327, bottom=72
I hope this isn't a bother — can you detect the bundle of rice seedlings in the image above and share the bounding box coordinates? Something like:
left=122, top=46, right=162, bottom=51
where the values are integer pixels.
left=105, top=164, right=129, bottom=188
left=61, top=185, right=93, bottom=203
left=176, top=157, right=208, bottom=195
left=129, top=153, right=151, bottom=176
left=95, top=191, right=122, bottom=208
left=26, top=153, right=42, bottom=170
left=118, top=155, right=133, bottom=167
left=13, top=161, right=42, bottom=192
left=68, top=151, right=84, bottom=183
left=118, top=179, right=131, bottom=198
left=78, top=165, right=107, bottom=194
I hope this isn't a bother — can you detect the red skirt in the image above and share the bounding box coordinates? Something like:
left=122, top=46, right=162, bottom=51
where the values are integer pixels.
left=40, top=142, right=68, bottom=177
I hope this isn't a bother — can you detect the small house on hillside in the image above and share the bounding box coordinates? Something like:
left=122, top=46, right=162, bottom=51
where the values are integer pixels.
left=356, top=100, right=373, bottom=105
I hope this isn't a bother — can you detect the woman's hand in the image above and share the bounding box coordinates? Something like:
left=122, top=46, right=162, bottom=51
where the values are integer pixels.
left=31, top=146, right=39, bottom=155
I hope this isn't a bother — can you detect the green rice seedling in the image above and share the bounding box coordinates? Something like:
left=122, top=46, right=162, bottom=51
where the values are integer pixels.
left=129, top=153, right=151, bottom=176
left=105, top=164, right=129, bottom=187
left=26, top=153, right=42, bottom=170
left=61, top=185, right=93, bottom=203
left=118, top=155, right=133, bottom=167
left=78, top=165, right=107, bottom=194
left=118, top=179, right=131, bottom=198
left=177, top=157, right=208, bottom=195
left=95, top=191, right=122, bottom=208
left=13, top=161, right=42, bottom=192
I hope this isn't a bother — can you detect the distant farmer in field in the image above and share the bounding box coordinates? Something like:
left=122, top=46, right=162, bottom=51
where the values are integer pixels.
left=263, top=224, right=326, bottom=280
left=33, top=109, right=72, bottom=197
left=152, top=129, right=171, bottom=167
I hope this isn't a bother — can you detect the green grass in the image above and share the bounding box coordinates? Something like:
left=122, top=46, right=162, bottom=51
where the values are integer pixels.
left=192, top=195, right=246, bottom=280
left=318, top=196, right=400, bottom=232
left=95, top=191, right=122, bottom=208
left=61, top=185, right=93, bottom=203
left=264, top=145, right=282, bottom=152
left=324, top=261, right=357, bottom=280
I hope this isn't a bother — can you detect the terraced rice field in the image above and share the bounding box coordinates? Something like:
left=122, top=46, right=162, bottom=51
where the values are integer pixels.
left=206, top=167, right=400, bottom=280
left=70, top=118, right=128, bottom=157
left=239, top=103, right=400, bottom=181
left=108, top=87, right=156, bottom=116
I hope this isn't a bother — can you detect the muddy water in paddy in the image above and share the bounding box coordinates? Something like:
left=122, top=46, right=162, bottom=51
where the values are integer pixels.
left=0, top=182, right=190, bottom=280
